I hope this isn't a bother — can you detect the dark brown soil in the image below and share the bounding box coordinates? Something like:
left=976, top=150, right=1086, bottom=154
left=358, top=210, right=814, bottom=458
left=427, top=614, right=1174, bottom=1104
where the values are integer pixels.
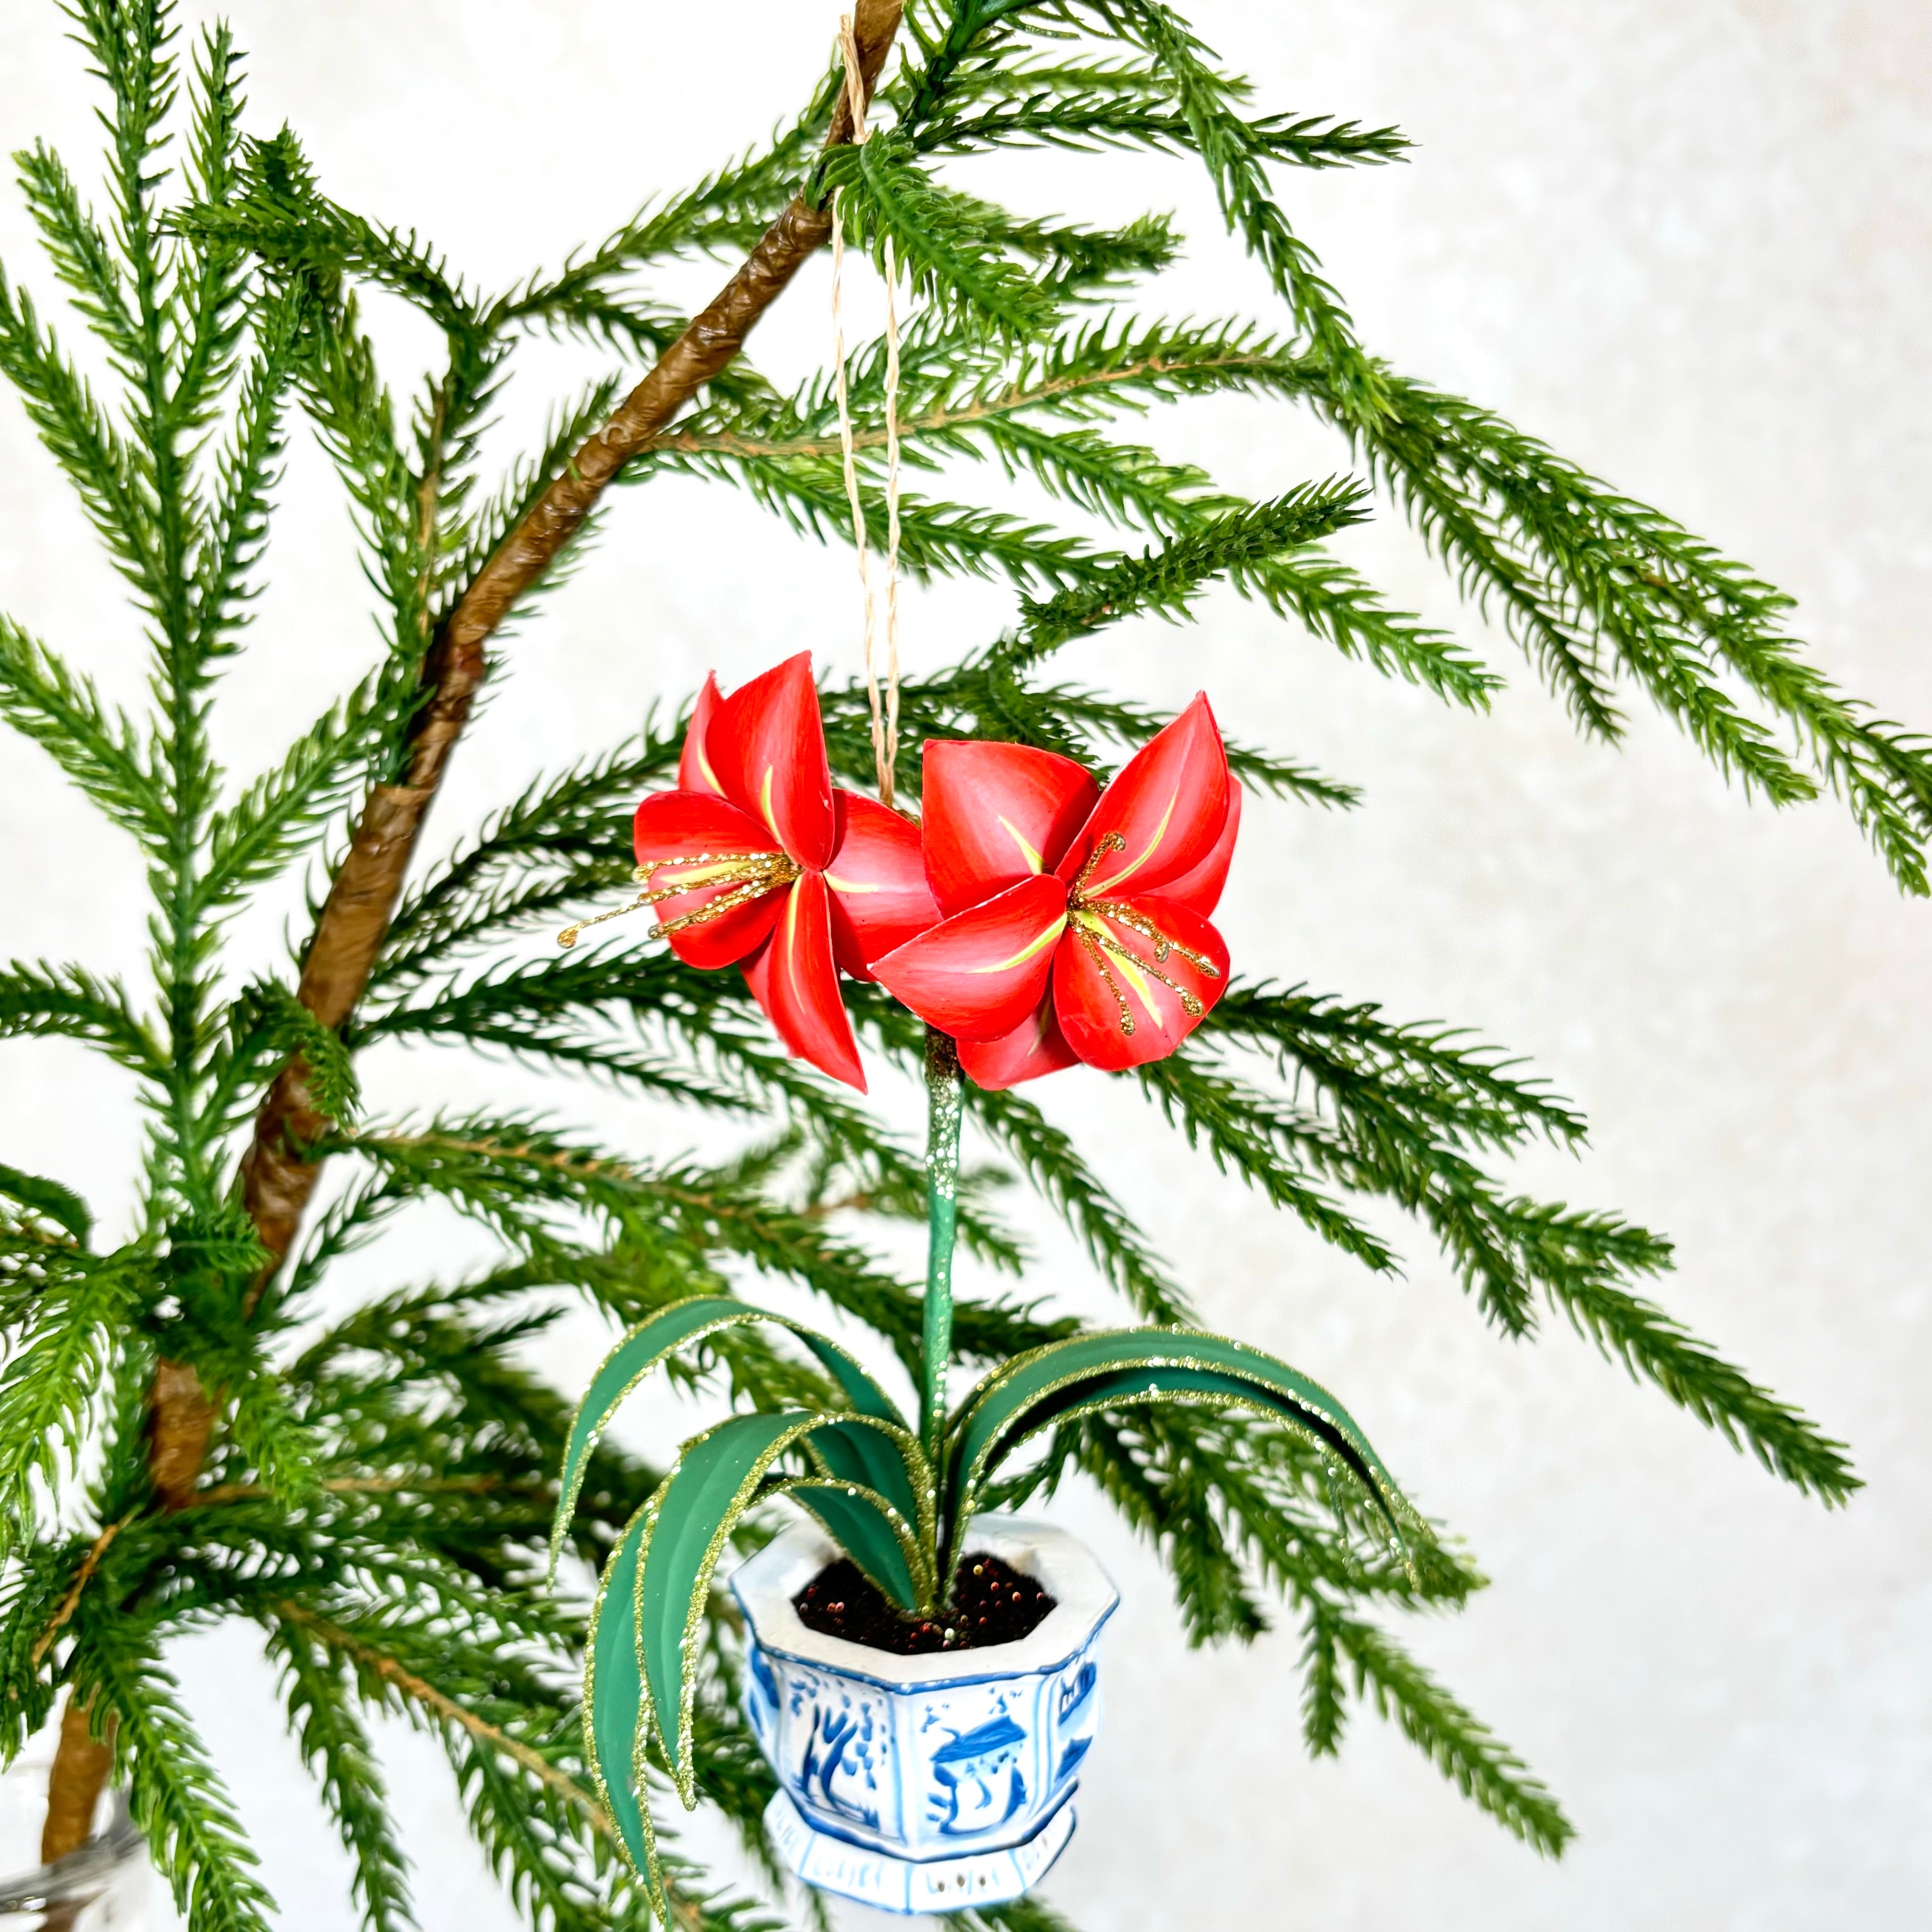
left=792, top=1553, right=1056, bottom=1656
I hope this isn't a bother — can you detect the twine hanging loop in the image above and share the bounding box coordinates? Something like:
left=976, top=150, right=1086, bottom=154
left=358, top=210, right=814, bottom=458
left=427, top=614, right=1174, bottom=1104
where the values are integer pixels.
left=831, top=12, right=903, bottom=807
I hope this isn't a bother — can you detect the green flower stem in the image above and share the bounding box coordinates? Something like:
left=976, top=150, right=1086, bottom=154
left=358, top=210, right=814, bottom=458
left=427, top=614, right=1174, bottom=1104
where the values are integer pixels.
left=920, top=1027, right=963, bottom=1481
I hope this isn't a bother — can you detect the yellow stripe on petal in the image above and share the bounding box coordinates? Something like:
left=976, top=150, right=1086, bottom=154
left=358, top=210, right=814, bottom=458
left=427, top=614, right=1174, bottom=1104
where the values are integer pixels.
left=760, top=767, right=779, bottom=839
left=969, top=913, right=1068, bottom=974
left=823, top=873, right=879, bottom=894
left=1089, top=791, right=1176, bottom=896
left=783, top=884, right=803, bottom=998
left=998, top=816, right=1046, bottom=873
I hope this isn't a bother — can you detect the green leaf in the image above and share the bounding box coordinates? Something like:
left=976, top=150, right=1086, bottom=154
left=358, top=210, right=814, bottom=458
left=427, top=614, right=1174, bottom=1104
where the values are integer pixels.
left=773, top=1479, right=923, bottom=1611
left=635, top=1411, right=897, bottom=1797
left=0, top=1161, right=91, bottom=1246
left=949, top=1328, right=1411, bottom=1548
left=584, top=1505, right=658, bottom=1899
left=549, top=1295, right=917, bottom=1578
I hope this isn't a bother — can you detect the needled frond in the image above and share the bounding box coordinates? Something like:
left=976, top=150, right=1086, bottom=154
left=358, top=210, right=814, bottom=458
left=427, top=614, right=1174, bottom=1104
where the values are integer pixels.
left=924, top=62, right=1409, bottom=171
left=666, top=444, right=1098, bottom=588
left=0, top=1162, right=92, bottom=1248
left=1322, top=1605, right=1573, bottom=1855
left=0, top=617, right=166, bottom=838
left=265, top=1616, right=417, bottom=1932
left=0, top=1246, right=138, bottom=1548
left=180, top=128, right=480, bottom=337
left=0, top=272, right=156, bottom=594
left=438, top=375, right=627, bottom=628
left=819, top=133, right=1061, bottom=339
left=0, top=960, right=165, bottom=1077
left=493, top=119, right=825, bottom=330
left=190, top=290, right=304, bottom=667
left=849, top=984, right=1194, bottom=1324
left=1322, top=368, right=1932, bottom=888
left=1072, top=0, right=1387, bottom=419
left=73, top=1613, right=278, bottom=1931
left=1010, top=480, right=1369, bottom=657
left=13, top=140, right=141, bottom=372
left=1208, top=983, right=1588, bottom=1155
left=1543, top=1248, right=1858, bottom=1503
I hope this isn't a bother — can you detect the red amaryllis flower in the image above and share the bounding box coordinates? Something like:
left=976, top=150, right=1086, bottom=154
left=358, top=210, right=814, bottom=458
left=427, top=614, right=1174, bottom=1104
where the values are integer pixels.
left=872, top=696, right=1239, bottom=1089
left=626, top=653, right=937, bottom=1091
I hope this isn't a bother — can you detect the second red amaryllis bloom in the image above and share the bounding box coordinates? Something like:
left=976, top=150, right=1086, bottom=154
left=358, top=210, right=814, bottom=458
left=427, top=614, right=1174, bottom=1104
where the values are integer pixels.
left=627, top=653, right=938, bottom=1091
left=873, top=696, right=1240, bottom=1090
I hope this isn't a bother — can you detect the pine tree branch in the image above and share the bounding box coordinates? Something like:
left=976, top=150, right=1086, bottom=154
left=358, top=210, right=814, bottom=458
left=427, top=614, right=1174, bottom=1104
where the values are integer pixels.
left=74, top=1613, right=278, bottom=1931
left=270, top=1599, right=609, bottom=1838
left=233, top=0, right=908, bottom=1309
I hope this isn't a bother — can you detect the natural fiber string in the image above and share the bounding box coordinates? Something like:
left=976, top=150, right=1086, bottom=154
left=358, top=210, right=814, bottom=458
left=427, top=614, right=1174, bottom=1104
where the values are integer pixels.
left=832, top=12, right=903, bottom=807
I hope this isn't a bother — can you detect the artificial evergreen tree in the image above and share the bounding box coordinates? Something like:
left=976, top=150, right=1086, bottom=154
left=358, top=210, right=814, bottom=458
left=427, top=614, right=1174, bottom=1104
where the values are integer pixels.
left=0, top=2, right=1921, bottom=1927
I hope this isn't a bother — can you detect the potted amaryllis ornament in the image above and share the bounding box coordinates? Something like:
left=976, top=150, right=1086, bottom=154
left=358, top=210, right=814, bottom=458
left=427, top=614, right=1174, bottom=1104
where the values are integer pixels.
left=551, top=656, right=1416, bottom=1916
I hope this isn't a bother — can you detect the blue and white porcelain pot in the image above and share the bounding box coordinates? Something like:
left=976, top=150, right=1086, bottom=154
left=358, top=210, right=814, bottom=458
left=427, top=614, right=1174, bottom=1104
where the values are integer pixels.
left=731, top=1514, right=1119, bottom=1915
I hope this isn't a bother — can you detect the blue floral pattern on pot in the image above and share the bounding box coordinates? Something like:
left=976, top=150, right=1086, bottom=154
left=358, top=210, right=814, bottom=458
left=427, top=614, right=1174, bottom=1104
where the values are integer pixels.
left=731, top=1516, right=1118, bottom=1913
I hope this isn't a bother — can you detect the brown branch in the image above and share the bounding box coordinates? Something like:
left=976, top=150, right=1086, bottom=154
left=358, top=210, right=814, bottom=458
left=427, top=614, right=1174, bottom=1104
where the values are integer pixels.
left=196, top=1472, right=527, bottom=1505
left=39, top=1690, right=115, bottom=1866
left=145, top=1357, right=217, bottom=1511
left=30, top=1517, right=130, bottom=1669
left=199, top=1, right=902, bottom=1404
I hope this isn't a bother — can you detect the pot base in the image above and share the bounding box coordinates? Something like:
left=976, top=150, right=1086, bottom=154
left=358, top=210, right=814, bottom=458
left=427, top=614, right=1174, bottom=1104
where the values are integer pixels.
left=764, top=1787, right=1076, bottom=1915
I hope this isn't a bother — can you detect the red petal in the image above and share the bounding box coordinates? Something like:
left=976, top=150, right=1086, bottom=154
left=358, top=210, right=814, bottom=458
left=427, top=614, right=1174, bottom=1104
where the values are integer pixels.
left=824, top=791, right=941, bottom=981
left=871, top=875, right=1069, bottom=1044
left=1053, top=894, right=1229, bottom=1072
left=632, top=790, right=787, bottom=968
left=677, top=674, right=727, bottom=797
left=742, top=874, right=865, bottom=1090
left=1056, top=694, right=1230, bottom=902
left=1158, top=776, right=1242, bottom=916
left=921, top=740, right=1100, bottom=917
left=958, top=1004, right=1080, bottom=1091
left=705, top=653, right=836, bottom=870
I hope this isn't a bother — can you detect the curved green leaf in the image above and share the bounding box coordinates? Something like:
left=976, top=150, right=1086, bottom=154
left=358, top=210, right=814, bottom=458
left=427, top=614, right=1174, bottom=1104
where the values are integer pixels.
left=774, top=1479, right=925, bottom=1611
left=549, top=1294, right=913, bottom=1575
left=633, top=1408, right=925, bottom=1805
left=947, top=1328, right=1412, bottom=1543
left=582, top=1504, right=657, bottom=1893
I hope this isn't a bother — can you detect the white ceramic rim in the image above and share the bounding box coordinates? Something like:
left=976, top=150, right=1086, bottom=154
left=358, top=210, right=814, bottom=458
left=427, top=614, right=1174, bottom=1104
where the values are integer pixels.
left=728, top=1513, right=1119, bottom=1693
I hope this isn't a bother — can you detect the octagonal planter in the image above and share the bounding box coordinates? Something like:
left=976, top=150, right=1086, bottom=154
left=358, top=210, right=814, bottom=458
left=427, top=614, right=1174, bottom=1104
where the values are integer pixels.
left=730, top=1514, right=1119, bottom=1915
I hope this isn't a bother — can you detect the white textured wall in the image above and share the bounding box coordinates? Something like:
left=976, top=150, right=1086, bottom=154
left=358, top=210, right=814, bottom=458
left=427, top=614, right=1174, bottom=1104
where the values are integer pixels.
left=2, top=3, right=1928, bottom=1927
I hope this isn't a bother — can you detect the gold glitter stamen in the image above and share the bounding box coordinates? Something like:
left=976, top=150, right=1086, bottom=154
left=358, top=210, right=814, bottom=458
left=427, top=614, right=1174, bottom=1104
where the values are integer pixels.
left=1070, top=920, right=1136, bottom=1037
left=1068, top=830, right=1128, bottom=903
left=557, top=849, right=798, bottom=949
left=1080, top=899, right=1222, bottom=982
left=1063, top=831, right=1219, bottom=1033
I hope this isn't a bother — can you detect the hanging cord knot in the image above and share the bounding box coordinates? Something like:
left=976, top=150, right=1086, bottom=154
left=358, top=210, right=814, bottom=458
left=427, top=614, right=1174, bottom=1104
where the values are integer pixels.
left=831, top=11, right=903, bottom=808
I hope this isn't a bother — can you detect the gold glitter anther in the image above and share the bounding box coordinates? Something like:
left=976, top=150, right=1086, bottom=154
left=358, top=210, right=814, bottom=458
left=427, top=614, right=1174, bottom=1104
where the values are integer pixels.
left=557, top=849, right=798, bottom=948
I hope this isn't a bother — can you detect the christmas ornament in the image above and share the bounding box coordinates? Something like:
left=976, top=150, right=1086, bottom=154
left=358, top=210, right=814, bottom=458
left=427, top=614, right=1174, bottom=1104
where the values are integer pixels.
left=872, top=697, right=1241, bottom=1088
